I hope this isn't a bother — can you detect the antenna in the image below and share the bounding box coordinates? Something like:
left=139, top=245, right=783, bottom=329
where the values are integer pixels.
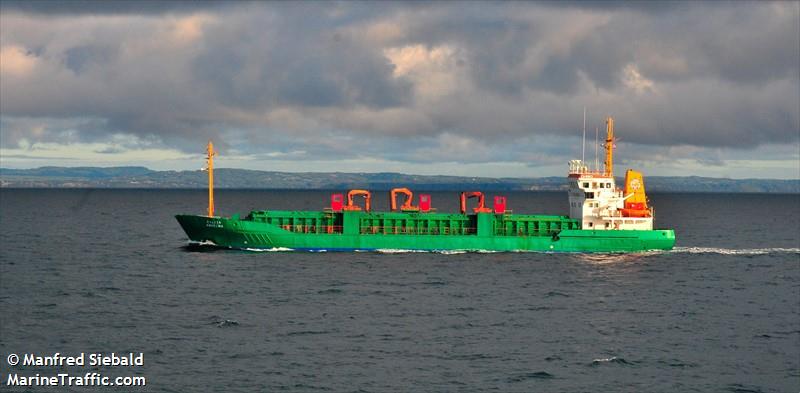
left=582, top=107, right=586, bottom=163
left=594, top=125, right=599, bottom=172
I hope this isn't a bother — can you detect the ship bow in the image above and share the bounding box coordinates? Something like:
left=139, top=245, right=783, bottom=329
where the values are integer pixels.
left=175, top=214, right=217, bottom=244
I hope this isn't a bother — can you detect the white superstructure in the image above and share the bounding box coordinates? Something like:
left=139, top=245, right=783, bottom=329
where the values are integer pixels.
left=566, top=117, right=654, bottom=231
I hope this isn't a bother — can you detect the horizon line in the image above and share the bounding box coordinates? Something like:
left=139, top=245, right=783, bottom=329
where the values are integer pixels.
left=1, top=165, right=799, bottom=182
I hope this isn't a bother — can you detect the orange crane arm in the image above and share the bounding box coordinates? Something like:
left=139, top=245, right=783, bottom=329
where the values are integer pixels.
left=460, top=191, right=491, bottom=214
left=390, top=187, right=417, bottom=211
left=345, top=189, right=371, bottom=212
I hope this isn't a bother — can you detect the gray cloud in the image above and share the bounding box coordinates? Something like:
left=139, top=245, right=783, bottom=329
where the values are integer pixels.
left=0, top=1, right=797, bottom=171
left=64, top=44, right=117, bottom=74
left=0, top=0, right=231, bottom=15
left=191, top=7, right=411, bottom=110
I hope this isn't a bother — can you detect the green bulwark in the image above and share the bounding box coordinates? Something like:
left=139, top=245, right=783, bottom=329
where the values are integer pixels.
left=176, top=209, right=675, bottom=252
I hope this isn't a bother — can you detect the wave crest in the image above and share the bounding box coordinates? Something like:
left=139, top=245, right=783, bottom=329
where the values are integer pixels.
left=375, top=249, right=467, bottom=254
left=244, top=247, right=294, bottom=252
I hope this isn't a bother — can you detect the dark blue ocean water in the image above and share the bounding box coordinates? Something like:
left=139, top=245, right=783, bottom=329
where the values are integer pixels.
left=1, top=189, right=798, bottom=392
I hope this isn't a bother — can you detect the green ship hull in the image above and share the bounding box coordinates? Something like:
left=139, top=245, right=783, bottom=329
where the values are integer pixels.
left=175, top=210, right=675, bottom=253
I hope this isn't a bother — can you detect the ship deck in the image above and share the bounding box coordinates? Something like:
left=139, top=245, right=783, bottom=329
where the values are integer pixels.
left=245, top=209, right=581, bottom=238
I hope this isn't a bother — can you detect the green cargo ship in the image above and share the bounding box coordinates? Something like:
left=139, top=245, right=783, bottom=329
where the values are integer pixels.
left=176, top=118, right=675, bottom=252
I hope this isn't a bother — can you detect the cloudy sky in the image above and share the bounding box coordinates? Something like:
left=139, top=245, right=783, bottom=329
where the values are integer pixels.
left=1, top=1, right=798, bottom=179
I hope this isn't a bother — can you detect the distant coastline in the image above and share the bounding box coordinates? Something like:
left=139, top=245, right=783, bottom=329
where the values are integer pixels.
left=1, top=166, right=797, bottom=193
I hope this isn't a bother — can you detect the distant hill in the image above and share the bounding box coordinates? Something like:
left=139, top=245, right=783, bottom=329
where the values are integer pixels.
left=1, top=167, right=797, bottom=193
left=0, top=166, right=153, bottom=179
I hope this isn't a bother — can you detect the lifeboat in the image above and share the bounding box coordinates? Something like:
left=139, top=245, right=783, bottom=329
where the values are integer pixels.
left=621, top=170, right=651, bottom=217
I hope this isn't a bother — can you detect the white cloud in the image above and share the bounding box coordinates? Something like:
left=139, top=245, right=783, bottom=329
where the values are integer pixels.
left=0, top=45, right=39, bottom=76
left=622, top=64, right=657, bottom=94
left=384, top=44, right=467, bottom=100
left=169, top=14, right=215, bottom=44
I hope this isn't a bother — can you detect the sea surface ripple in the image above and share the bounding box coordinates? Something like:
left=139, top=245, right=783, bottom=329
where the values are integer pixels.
left=1, top=190, right=798, bottom=392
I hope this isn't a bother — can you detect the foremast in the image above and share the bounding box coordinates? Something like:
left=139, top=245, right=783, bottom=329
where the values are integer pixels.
left=205, top=140, right=216, bottom=217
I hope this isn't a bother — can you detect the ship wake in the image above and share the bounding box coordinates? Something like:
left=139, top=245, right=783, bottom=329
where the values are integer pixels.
left=672, top=247, right=800, bottom=255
